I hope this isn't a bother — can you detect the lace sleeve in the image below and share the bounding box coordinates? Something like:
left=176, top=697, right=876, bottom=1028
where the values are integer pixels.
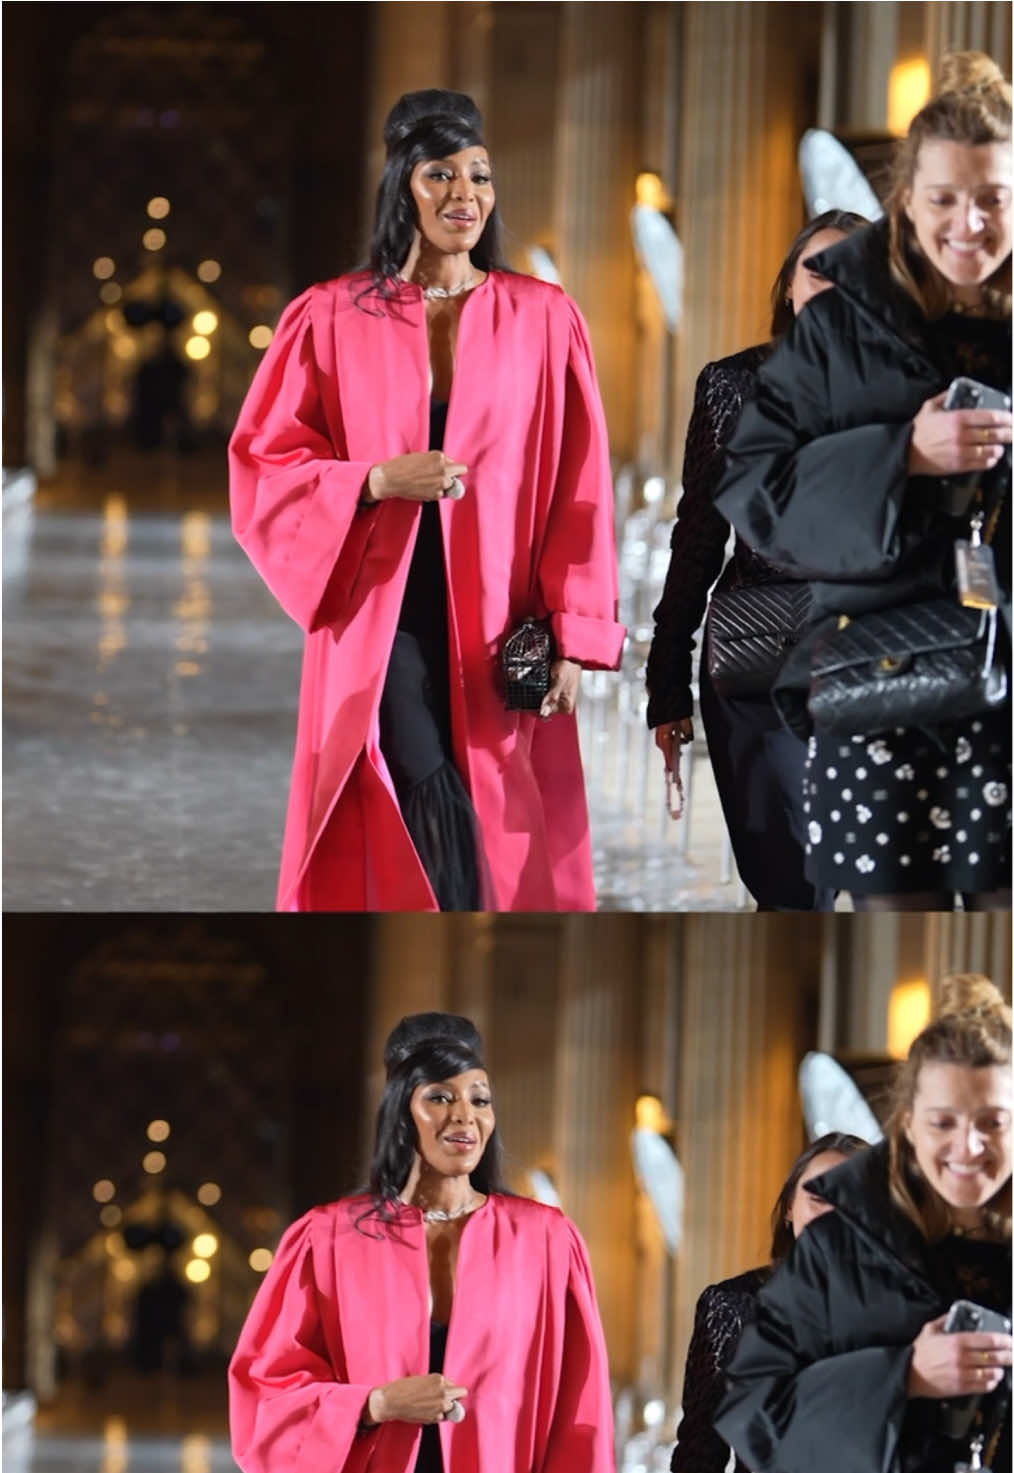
left=645, top=354, right=758, bottom=727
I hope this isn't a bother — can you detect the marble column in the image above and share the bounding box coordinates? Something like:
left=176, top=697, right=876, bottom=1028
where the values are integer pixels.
left=671, top=914, right=819, bottom=1400
left=924, top=1, right=1012, bottom=74
left=362, top=4, right=455, bottom=224
left=553, top=915, right=644, bottom=1384
left=672, top=3, right=822, bottom=461
left=482, top=3, right=562, bottom=272
left=481, top=918, right=562, bottom=1192
left=924, top=914, right=1012, bottom=1001
left=554, top=2, right=642, bottom=462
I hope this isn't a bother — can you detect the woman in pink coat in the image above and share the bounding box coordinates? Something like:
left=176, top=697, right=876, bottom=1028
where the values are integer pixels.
left=229, top=91, right=624, bottom=912
left=229, top=1012, right=616, bottom=1473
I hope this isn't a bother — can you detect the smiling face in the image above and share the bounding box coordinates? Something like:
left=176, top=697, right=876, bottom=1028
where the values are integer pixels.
left=905, top=1061, right=1013, bottom=1226
left=904, top=138, right=1013, bottom=300
left=787, top=1150, right=849, bottom=1238
left=409, top=1068, right=495, bottom=1179
left=409, top=147, right=495, bottom=257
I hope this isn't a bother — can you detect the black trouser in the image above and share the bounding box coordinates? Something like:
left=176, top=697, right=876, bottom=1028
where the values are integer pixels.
left=379, top=629, right=481, bottom=912
left=699, top=658, right=834, bottom=911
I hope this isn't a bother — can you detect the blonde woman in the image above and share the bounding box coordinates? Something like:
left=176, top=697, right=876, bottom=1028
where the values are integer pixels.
left=716, top=974, right=1012, bottom=1472
left=715, top=53, right=1012, bottom=909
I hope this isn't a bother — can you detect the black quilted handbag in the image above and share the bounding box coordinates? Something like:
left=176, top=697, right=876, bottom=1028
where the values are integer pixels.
left=705, top=582, right=812, bottom=697
left=807, top=597, right=1008, bottom=736
left=502, top=617, right=555, bottom=710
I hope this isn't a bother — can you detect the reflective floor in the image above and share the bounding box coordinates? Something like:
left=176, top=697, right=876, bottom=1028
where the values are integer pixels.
left=3, top=451, right=745, bottom=911
left=3, top=1430, right=239, bottom=1473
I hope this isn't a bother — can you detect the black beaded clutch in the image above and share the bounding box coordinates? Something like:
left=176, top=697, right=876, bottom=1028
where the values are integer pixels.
left=502, top=618, right=555, bottom=710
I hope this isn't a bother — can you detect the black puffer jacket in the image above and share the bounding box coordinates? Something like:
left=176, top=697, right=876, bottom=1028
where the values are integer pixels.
left=713, top=219, right=1011, bottom=731
left=715, top=1143, right=1012, bottom=1473
left=645, top=344, right=797, bottom=727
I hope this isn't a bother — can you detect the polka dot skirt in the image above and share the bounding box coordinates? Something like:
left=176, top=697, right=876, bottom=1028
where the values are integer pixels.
left=802, top=710, right=1011, bottom=895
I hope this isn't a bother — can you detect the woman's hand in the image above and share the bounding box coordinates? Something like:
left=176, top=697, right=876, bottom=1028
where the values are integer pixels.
left=907, top=1314, right=1012, bottom=1398
left=654, top=719, right=694, bottom=773
left=364, top=1373, right=469, bottom=1426
left=363, top=451, right=469, bottom=504
left=540, top=658, right=582, bottom=718
left=908, top=393, right=1012, bottom=476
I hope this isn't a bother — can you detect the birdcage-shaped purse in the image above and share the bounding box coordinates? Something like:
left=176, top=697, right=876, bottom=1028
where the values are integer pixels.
left=501, top=617, right=555, bottom=711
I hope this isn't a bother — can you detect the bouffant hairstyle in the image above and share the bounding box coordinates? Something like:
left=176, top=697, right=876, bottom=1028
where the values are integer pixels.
left=358, top=1013, right=507, bottom=1230
left=887, top=973, right=1012, bottom=1241
left=769, top=1131, right=869, bottom=1262
left=886, top=51, right=1012, bottom=318
left=364, top=93, right=508, bottom=301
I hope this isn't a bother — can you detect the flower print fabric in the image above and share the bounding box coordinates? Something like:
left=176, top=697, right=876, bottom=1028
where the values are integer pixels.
left=802, top=714, right=1011, bottom=894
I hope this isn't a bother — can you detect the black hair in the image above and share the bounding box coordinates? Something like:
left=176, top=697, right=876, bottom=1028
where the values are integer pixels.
left=363, top=106, right=508, bottom=303
left=357, top=1026, right=508, bottom=1232
left=383, top=1011, right=483, bottom=1073
left=384, top=89, right=484, bottom=151
left=769, top=1131, right=869, bottom=1262
left=769, top=209, right=870, bottom=338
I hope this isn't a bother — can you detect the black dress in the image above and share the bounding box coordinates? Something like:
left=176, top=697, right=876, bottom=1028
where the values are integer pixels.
left=670, top=1266, right=769, bottom=1472
left=645, top=348, right=832, bottom=912
left=378, top=402, right=482, bottom=910
left=414, top=1321, right=449, bottom=1473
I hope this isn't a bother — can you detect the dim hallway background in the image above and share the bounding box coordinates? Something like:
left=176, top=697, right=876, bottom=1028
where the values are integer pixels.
left=5, top=1, right=1011, bottom=911
left=3, top=910, right=1011, bottom=1469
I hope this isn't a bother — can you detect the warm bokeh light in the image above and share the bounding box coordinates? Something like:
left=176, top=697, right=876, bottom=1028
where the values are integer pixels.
left=185, top=1258, right=212, bottom=1284
left=192, top=310, right=219, bottom=336
left=249, top=324, right=273, bottom=350
left=193, top=1233, right=219, bottom=1259
left=93, top=256, right=116, bottom=280
left=92, top=1179, right=116, bottom=1203
left=111, top=1259, right=136, bottom=1283
left=99, top=282, right=123, bottom=304
left=181, top=1434, right=211, bottom=1473
left=99, top=1205, right=122, bottom=1228
left=185, top=335, right=211, bottom=361
left=635, top=1093, right=671, bottom=1132
left=249, top=1248, right=274, bottom=1273
left=635, top=171, right=671, bottom=211
left=197, top=1182, right=222, bottom=1206
left=142, top=1150, right=167, bottom=1174
left=197, top=258, right=222, bottom=283
left=104, top=1233, right=125, bottom=1258
left=888, top=978, right=932, bottom=1058
left=143, top=228, right=167, bottom=252
left=147, top=196, right=171, bottom=219
left=888, top=57, right=932, bottom=135
left=147, top=1119, right=170, bottom=1142
left=112, top=337, right=137, bottom=361
left=104, top=309, right=126, bottom=333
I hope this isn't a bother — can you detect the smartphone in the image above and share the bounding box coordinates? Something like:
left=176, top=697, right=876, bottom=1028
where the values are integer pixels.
left=944, top=1299, right=1012, bottom=1336
left=943, top=377, right=1012, bottom=413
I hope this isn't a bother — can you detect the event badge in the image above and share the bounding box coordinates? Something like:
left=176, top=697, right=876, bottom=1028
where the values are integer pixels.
left=955, top=511, right=1001, bottom=610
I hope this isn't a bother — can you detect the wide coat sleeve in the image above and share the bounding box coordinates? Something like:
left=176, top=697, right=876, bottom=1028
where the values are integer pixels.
left=228, top=1210, right=377, bottom=1473
left=540, top=1219, right=617, bottom=1473
left=671, top=1283, right=750, bottom=1473
left=645, top=361, right=742, bottom=726
left=537, top=299, right=625, bottom=671
left=228, top=284, right=378, bottom=634
left=713, top=295, right=916, bottom=583
left=714, top=1223, right=915, bottom=1473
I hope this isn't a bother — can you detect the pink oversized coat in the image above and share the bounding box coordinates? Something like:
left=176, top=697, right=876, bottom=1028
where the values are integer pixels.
left=229, top=1194, right=616, bottom=1473
left=229, top=271, right=625, bottom=912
